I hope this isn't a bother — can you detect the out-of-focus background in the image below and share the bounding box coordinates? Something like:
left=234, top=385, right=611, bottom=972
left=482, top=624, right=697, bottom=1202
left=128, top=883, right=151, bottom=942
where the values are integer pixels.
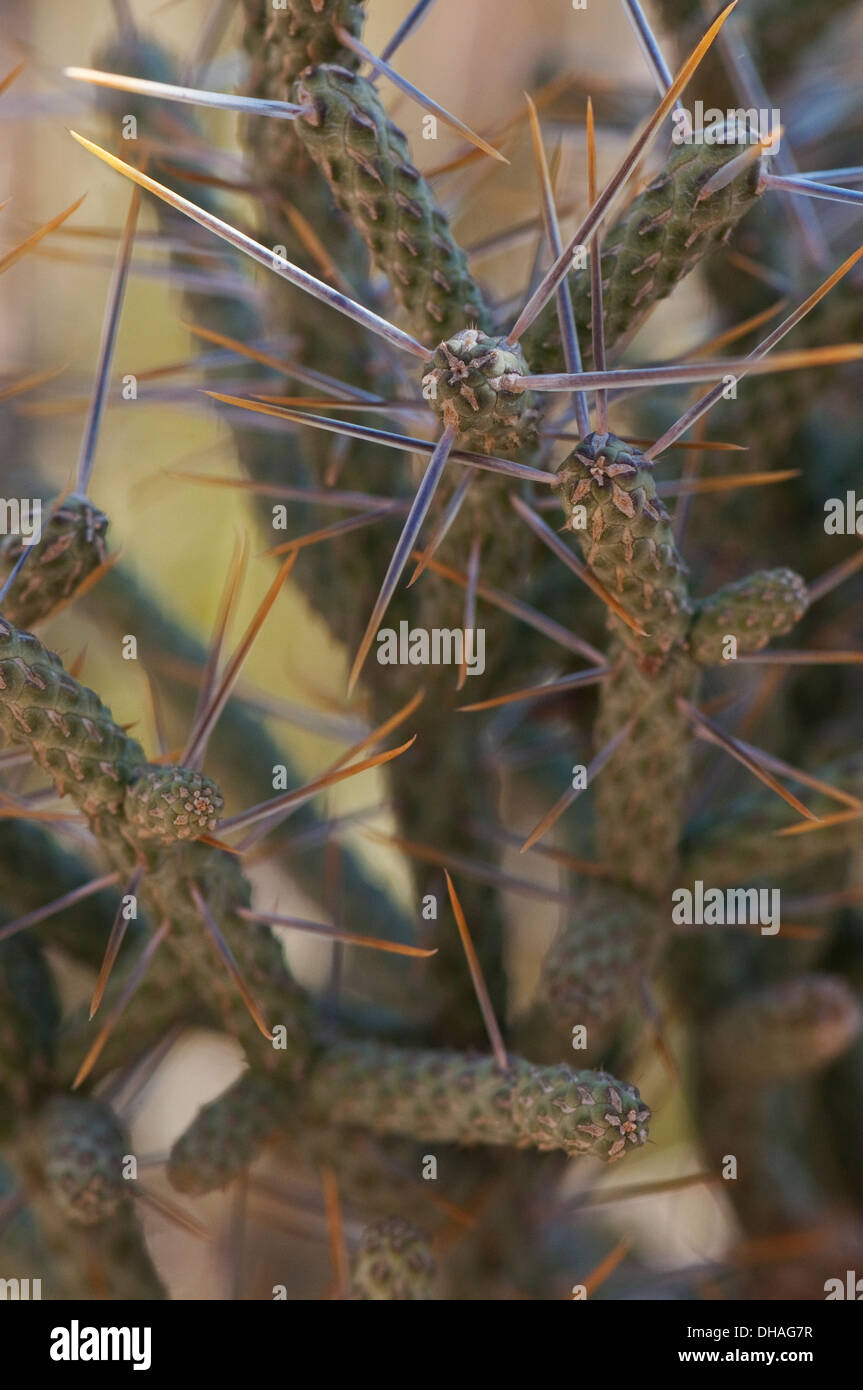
left=1, top=0, right=747, bottom=1297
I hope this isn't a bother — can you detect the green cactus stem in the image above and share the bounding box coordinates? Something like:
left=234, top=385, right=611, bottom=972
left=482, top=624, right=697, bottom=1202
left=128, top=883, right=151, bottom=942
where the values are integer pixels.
left=689, top=568, right=809, bottom=665
left=0, top=615, right=314, bottom=1076
left=555, top=433, right=699, bottom=895
left=305, top=1045, right=650, bottom=1163
left=38, top=1096, right=128, bottom=1227
left=294, top=65, right=488, bottom=343
left=421, top=329, right=536, bottom=454
left=523, top=138, right=765, bottom=375
left=532, top=881, right=665, bottom=1035
left=704, top=974, right=863, bottom=1083
left=0, top=494, right=108, bottom=631
left=168, top=1071, right=292, bottom=1195
left=0, top=616, right=145, bottom=816
left=351, top=1216, right=436, bottom=1300
left=125, top=766, right=224, bottom=844
left=593, top=646, right=696, bottom=896
left=241, top=0, right=366, bottom=79
left=556, top=432, right=693, bottom=663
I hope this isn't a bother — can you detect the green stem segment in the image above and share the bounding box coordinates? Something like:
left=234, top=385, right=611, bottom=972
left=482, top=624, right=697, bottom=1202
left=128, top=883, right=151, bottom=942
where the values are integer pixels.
left=305, top=1044, right=650, bottom=1162
left=556, top=433, right=696, bottom=896
left=293, top=65, right=488, bottom=343
left=0, top=615, right=314, bottom=1076
left=0, top=495, right=108, bottom=631
left=523, top=138, right=764, bottom=375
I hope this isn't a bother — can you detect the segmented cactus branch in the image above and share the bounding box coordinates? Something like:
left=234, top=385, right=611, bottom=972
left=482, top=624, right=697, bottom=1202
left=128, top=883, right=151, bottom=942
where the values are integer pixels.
left=168, top=1071, right=292, bottom=1195
left=530, top=881, right=665, bottom=1041
left=351, top=1216, right=436, bottom=1299
left=294, top=65, right=488, bottom=343
left=0, top=616, right=145, bottom=817
left=556, top=432, right=693, bottom=663
left=305, top=1045, right=650, bottom=1163
left=421, top=330, right=534, bottom=454
left=0, top=938, right=164, bottom=1297
left=704, top=974, right=863, bottom=1083
left=238, top=4, right=521, bottom=1041
left=0, top=495, right=108, bottom=630
left=38, top=1096, right=128, bottom=1227
left=0, top=614, right=314, bottom=1075
left=689, top=568, right=809, bottom=665
left=555, top=433, right=697, bottom=895
left=523, top=138, right=765, bottom=375
left=242, top=0, right=366, bottom=79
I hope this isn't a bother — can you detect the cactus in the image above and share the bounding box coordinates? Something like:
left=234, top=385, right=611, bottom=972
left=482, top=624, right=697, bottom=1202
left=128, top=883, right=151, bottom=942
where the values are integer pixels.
left=0, top=935, right=163, bottom=1297
left=688, top=568, right=809, bottom=664
left=421, top=329, right=535, bottom=453
left=704, top=975, right=863, bottom=1083
left=524, top=136, right=765, bottom=375
left=1, top=0, right=862, bottom=1305
left=125, top=766, right=224, bottom=843
left=555, top=433, right=698, bottom=897
left=168, top=1072, right=292, bottom=1195
left=294, top=65, right=488, bottom=342
left=351, top=1216, right=436, bottom=1300
left=0, top=494, right=108, bottom=630
left=527, top=882, right=664, bottom=1042
left=0, top=614, right=315, bottom=1073
left=38, top=1096, right=128, bottom=1227
left=303, top=1046, right=650, bottom=1161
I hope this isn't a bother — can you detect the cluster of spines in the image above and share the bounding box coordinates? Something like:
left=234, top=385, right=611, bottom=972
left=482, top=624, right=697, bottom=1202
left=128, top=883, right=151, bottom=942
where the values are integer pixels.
left=683, top=748, right=863, bottom=884
left=421, top=329, right=536, bottom=455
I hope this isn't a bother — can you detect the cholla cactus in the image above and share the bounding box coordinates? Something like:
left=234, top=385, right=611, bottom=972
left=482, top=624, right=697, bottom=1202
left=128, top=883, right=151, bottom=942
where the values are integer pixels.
left=38, top=1096, right=128, bottom=1227
left=125, top=767, right=224, bottom=843
left=1, top=0, right=863, bottom=1305
left=351, top=1216, right=436, bottom=1300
